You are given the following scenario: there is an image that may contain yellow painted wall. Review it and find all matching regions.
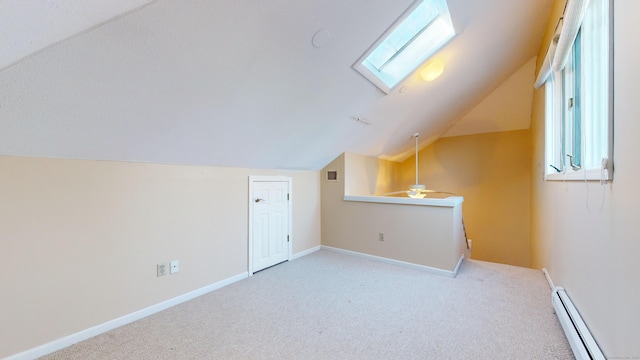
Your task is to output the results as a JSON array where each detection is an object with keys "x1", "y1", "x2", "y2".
[
  {"x1": 529, "y1": 1, "x2": 640, "y2": 356},
  {"x1": 0, "y1": 156, "x2": 321, "y2": 358},
  {"x1": 398, "y1": 130, "x2": 531, "y2": 267}
]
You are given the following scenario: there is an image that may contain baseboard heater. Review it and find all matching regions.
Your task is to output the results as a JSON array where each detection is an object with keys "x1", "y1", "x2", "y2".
[{"x1": 552, "y1": 287, "x2": 605, "y2": 360}]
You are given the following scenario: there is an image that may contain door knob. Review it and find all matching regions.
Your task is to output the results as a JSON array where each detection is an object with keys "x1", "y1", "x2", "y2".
[{"x1": 255, "y1": 198, "x2": 265, "y2": 203}]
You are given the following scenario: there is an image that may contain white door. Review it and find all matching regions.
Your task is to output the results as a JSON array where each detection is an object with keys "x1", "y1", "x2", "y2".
[{"x1": 250, "y1": 178, "x2": 291, "y2": 273}]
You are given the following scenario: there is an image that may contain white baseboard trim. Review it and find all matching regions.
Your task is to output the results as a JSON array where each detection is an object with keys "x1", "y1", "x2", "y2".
[
  {"x1": 291, "y1": 245, "x2": 321, "y2": 260},
  {"x1": 452, "y1": 254, "x2": 465, "y2": 277},
  {"x1": 321, "y1": 246, "x2": 463, "y2": 278},
  {"x1": 542, "y1": 268, "x2": 555, "y2": 290},
  {"x1": 6, "y1": 272, "x2": 249, "y2": 360}
]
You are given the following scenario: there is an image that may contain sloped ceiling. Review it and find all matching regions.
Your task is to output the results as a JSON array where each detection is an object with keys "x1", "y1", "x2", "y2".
[
  {"x1": 443, "y1": 56, "x2": 536, "y2": 138},
  {"x1": 0, "y1": 0, "x2": 552, "y2": 170},
  {"x1": 0, "y1": 0, "x2": 156, "y2": 70}
]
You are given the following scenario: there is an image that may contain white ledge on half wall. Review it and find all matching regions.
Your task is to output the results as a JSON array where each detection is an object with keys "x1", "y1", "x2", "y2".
[{"x1": 343, "y1": 195, "x2": 464, "y2": 207}]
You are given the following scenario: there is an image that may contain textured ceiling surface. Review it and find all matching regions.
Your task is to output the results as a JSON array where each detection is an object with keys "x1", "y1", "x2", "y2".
[
  {"x1": 0, "y1": 0, "x2": 552, "y2": 170},
  {"x1": 0, "y1": 0, "x2": 156, "y2": 70}
]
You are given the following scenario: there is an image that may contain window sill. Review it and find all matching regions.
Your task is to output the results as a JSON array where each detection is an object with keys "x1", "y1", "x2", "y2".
[{"x1": 545, "y1": 168, "x2": 611, "y2": 181}]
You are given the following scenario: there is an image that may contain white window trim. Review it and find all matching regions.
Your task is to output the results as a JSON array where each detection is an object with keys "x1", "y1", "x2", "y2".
[
  {"x1": 352, "y1": 0, "x2": 456, "y2": 94},
  {"x1": 546, "y1": 167, "x2": 611, "y2": 182},
  {"x1": 542, "y1": 0, "x2": 613, "y2": 182}
]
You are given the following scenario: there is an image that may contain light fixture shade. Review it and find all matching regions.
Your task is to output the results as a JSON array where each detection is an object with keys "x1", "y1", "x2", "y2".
[
  {"x1": 408, "y1": 184, "x2": 426, "y2": 198},
  {"x1": 420, "y1": 58, "x2": 444, "y2": 81}
]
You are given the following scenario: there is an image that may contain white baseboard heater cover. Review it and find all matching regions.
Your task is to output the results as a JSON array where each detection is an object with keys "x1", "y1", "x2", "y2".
[{"x1": 552, "y1": 287, "x2": 605, "y2": 360}]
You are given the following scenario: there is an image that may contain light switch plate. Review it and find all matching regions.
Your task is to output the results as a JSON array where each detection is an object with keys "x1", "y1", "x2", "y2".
[{"x1": 170, "y1": 260, "x2": 179, "y2": 274}]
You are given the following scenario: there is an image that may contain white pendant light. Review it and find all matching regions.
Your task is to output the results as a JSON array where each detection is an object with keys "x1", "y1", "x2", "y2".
[
  {"x1": 380, "y1": 132, "x2": 455, "y2": 198},
  {"x1": 408, "y1": 132, "x2": 426, "y2": 198}
]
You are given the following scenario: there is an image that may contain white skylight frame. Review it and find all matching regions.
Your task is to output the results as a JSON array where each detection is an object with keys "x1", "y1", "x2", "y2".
[{"x1": 353, "y1": 0, "x2": 456, "y2": 94}]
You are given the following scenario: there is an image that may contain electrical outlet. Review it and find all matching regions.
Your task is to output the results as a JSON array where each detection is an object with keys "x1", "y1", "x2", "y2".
[
  {"x1": 157, "y1": 263, "x2": 167, "y2": 277},
  {"x1": 379, "y1": 232, "x2": 384, "y2": 241},
  {"x1": 170, "y1": 260, "x2": 180, "y2": 274}
]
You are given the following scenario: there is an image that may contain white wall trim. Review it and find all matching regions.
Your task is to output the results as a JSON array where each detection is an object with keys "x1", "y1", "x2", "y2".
[
  {"x1": 321, "y1": 246, "x2": 463, "y2": 278},
  {"x1": 6, "y1": 272, "x2": 248, "y2": 360},
  {"x1": 291, "y1": 245, "x2": 321, "y2": 260},
  {"x1": 452, "y1": 254, "x2": 465, "y2": 277},
  {"x1": 545, "y1": 168, "x2": 611, "y2": 181},
  {"x1": 542, "y1": 267, "x2": 555, "y2": 290},
  {"x1": 344, "y1": 195, "x2": 463, "y2": 207}
]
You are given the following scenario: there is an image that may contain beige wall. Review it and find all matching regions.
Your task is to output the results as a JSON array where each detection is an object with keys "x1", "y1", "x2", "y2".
[
  {"x1": 321, "y1": 153, "x2": 466, "y2": 272},
  {"x1": 398, "y1": 130, "x2": 531, "y2": 267},
  {"x1": 0, "y1": 156, "x2": 321, "y2": 358},
  {"x1": 529, "y1": 1, "x2": 640, "y2": 356},
  {"x1": 343, "y1": 152, "x2": 398, "y2": 196}
]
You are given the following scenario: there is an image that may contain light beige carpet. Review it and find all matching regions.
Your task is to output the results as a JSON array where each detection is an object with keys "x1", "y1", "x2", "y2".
[{"x1": 40, "y1": 250, "x2": 574, "y2": 359}]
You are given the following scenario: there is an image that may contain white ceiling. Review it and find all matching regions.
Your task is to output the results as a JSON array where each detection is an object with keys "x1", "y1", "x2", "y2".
[
  {"x1": 0, "y1": 0, "x2": 552, "y2": 170},
  {"x1": 0, "y1": 0, "x2": 156, "y2": 70}
]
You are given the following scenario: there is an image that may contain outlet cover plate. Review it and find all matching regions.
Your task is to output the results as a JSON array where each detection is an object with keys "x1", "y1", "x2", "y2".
[{"x1": 157, "y1": 263, "x2": 167, "y2": 277}]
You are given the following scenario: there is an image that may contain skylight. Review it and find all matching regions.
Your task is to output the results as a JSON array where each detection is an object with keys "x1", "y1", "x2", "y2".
[{"x1": 353, "y1": 0, "x2": 456, "y2": 94}]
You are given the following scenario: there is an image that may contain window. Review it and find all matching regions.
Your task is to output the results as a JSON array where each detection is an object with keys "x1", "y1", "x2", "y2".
[
  {"x1": 542, "y1": 0, "x2": 612, "y2": 181},
  {"x1": 353, "y1": 0, "x2": 456, "y2": 94}
]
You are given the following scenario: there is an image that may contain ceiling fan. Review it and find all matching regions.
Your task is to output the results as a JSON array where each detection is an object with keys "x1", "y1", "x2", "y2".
[{"x1": 383, "y1": 132, "x2": 455, "y2": 198}]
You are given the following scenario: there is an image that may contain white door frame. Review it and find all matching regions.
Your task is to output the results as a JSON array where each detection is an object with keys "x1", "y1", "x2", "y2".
[{"x1": 248, "y1": 175, "x2": 292, "y2": 275}]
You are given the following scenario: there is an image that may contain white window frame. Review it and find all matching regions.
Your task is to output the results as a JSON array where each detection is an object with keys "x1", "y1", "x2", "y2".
[
  {"x1": 352, "y1": 0, "x2": 456, "y2": 94},
  {"x1": 544, "y1": 0, "x2": 613, "y2": 181}
]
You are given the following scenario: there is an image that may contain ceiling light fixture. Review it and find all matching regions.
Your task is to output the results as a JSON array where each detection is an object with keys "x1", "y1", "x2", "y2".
[
  {"x1": 408, "y1": 132, "x2": 427, "y2": 198},
  {"x1": 381, "y1": 132, "x2": 455, "y2": 198},
  {"x1": 420, "y1": 58, "x2": 444, "y2": 81}
]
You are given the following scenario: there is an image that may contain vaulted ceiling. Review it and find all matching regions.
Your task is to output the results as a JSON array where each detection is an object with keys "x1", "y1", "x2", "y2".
[{"x1": 0, "y1": 0, "x2": 552, "y2": 170}]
